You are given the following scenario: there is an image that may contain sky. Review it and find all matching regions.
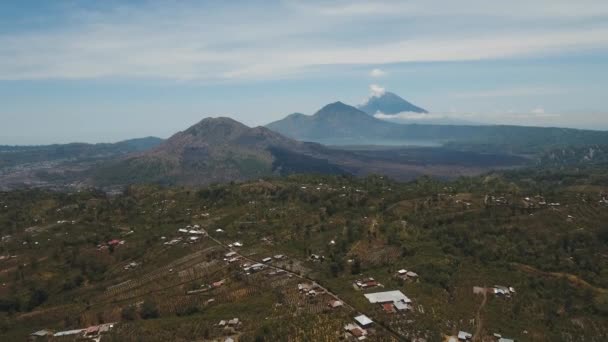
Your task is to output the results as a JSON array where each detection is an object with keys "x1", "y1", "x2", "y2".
[{"x1": 1, "y1": 0, "x2": 608, "y2": 144}]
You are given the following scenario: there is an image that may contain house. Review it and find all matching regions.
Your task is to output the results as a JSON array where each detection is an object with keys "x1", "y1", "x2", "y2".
[
  {"x1": 364, "y1": 290, "x2": 411, "y2": 304},
  {"x1": 498, "y1": 339, "x2": 514, "y2": 342},
  {"x1": 216, "y1": 229, "x2": 224, "y2": 233},
  {"x1": 225, "y1": 338, "x2": 235, "y2": 342},
  {"x1": 232, "y1": 242, "x2": 243, "y2": 247},
  {"x1": 274, "y1": 254, "x2": 285, "y2": 260},
  {"x1": 53, "y1": 329, "x2": 85, "y2": 337},
  {"x1": 328, "y1": 300, "x2": 343, "y2": 308},
  {"x1": 108, "y1": 239, "x2": 122, "y2": 246},
  {"x1": 225, "y1": 251, "x2": 237, "y2": 258},
  {"x1": 30, "y1": 329, "x2": 53, "y2": 338},
  {"x1": 493, "y1": 285, "x2": 515, "y2": 296},
  {"x1": 212, "y1": 279, "x2": 225, "y2": 288},
  {"x1": 344, "y1": 323, "x2": 367, "y2": 339},
  {"x1": 262, "y1": 257, "x2": 272, "y2": 263},
  {"x1": 397, "y1": 269, "x2": 407, "y2": 276},
  {"x1": 458, "y1": 331, "x2": 472, "y2": 341},
  {"x1": 219, "y1": 320, "x2": 227, "y2": 327},
  {"x1": 309, "y1": 254, "x2": 324, "y2": 262},
  {"x1": 355, "y1": 277, "x2": 380, "y2": 289},
  {"x1": 354, "y1": 314, "x2": 373, "y2": 328},
  {"x1": 228, "y1": 318, "x2": 240, "y2": 326},
  {"x1": 178, "y1": 228, "x2": 188, "y2": 233},
  {"x1": 84, "y1": 325, "x2": 99, "y2": 336}
]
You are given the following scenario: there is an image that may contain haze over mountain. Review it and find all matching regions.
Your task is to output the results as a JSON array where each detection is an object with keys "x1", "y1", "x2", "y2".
[
  {"x1": 358, "y1": 91, "x2": 428, "y2": 115},
  {"x1": 267, "y1": 101, "x2": 608, "y2": 152}
]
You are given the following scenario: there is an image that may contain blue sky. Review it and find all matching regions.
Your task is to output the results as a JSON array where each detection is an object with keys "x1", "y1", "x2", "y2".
[{"x1": 1, "y1": 0, "x2": 608, "y2": 144}]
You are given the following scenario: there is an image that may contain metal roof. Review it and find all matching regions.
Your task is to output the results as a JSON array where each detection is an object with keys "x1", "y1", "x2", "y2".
[
  {"x1": 354, "y1": 314, "x2": 373, "y2": 326},
  {"x1": 364, "y1": 290, "x2": 411, "y2": 304}
]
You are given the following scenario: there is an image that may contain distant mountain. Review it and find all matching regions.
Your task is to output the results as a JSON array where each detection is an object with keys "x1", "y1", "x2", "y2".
[
  {"x1": 358, "y1": 91, "x2": 427, "y2": 115},
  {"x1": 267, "y1": 102, "x2": 608, "y2": 154},
  {"x1": 92, "y1": 117, "x2": 346, "y2": 186},
  {"x1": 0, "y1": 137, "x2": 163, "y2": 169},
  {"x1": 267, "y1": 102, "x2": 401, "y2": 144}
]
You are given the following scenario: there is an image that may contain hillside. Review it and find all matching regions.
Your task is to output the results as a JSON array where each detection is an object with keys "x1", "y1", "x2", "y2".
[{"x1": 1, "y1": 171, "x2": 608, "y2": 341}]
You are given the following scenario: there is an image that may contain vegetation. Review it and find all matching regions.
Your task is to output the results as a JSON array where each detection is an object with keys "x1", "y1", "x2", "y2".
[{"x1": 1, "y1": 168, "x2": 607, "y2": 340}]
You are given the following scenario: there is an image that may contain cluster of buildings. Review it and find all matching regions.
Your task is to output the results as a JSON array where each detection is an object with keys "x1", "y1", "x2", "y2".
[
  {"x1": 395, "y1": 269, "x2": 418, "y2": 282},
  {"x1": 492, "y1": 285, "x2": 516, "y2": 297},
  {"x1": 298, "y1": 282, "x2": 324, "y2": 297},
  {"x1": 97, "y1": 239, "x2": 125, "y2": 250},
  {"x1": 353, "y1": 277, "x2": 382, "y2": 290},
  {"x1": 218, "y1": 318, "x2": 241, "y2": 334},
  {"x1": 30, "y1": 323, "x2": 115, "y2": 341},
  {"x1": 448, "y1": 331, "x2": 515, "y2": 342},
  {"x1": 344, "y1": 314, "x2": 373, "y2": 340}
]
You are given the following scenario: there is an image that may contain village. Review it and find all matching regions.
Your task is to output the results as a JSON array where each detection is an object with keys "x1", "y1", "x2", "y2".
[{"x1": 0, "y1": 175, "x2": 605, "y2": 341}]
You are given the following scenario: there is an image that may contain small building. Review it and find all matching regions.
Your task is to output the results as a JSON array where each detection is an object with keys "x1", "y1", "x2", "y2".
[
  {"x1": 262, "y1": 257, "x2": 272, "y2": 263},
  {"x1": 30, "y1": 329, "x2": 53, "y2": 338},
  {"x1": 328, "y1": 300, "x2": 343, "y2": 308},
  {"x1": 498, "y1": 339, "x2": 514, "y2": 342},
  {"x1": 458, "y1": 331, "x2": 472, "y2": 341},
  {"x1": 228, "y1": 318, "x2": 240, "y2": 326},
  {"x1": 344, "y1": 323, "x2": 367, "y2": 339},
  {"x1": 53, "y1": 329, "x2": 85, "y2": 337},
  {"x1": 274, "y1": 254, "x2": 285, "y2": 260},
  {"x1": 225, "y1": 251, "x2": 237, "y2": 258},
  {"x1": 354, "y1": 314, "x2": 373, "y2": 328}
]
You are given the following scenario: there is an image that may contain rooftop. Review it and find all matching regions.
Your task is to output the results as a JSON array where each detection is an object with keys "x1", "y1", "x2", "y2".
[
  {"x1": 364, "y1": 290, "x2": 411, "y2": 304},
  {"x1": 354, "y1": 314, "x2": 373, "y2": 326}
]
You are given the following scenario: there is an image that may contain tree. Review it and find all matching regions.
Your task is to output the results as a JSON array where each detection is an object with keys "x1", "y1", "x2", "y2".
[
  {"x1": 140, "y1": 300, "x2": 159, "y2": 319},
  {"x1": 121, "y1": 306, "x2": 137, "y2": 321},
  {"x1": 351, "y1": 258, "x2": 361, "y2": 275}
]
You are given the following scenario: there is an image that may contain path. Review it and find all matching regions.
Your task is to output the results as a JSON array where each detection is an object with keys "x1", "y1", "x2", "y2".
[
  {"x1": 206, "y1": 234, "x2": 406, "y2": 341},
  {"x1": 472, "y1": 288, "x2": 487, "y2": 342},
  {"x1": 514, "y1": 263, "x2": 607, "y2": 294}
]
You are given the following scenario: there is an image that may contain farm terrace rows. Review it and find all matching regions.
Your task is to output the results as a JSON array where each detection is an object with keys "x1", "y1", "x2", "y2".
[{"x1": 0, "y1": 173, "x2": 608, "y2": 341}]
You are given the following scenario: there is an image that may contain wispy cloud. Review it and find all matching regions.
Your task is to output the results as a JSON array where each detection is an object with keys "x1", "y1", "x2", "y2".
[
  {"x1": 369, "y1": 84, "x2": 386, "y2": 97},
  {"x1": 0, "y1": 1, "x2": 607, "y2": 81},
  {"x1": 370, "y1": 68, "x2": 386, "y2": 77}
]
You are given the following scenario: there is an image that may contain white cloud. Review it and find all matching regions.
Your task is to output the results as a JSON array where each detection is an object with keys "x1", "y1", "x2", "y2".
[
  {"x1": 369, "y1": 84, "x2": 386, "y2": 97},
  {"x1": 531, "y1": 107, "x2": 545, "y2": 115},
  {"x1": 370, "y1": 68, "x2": 386, "y2": 77},
  {"x1": 0, "y1": 1, "x2": 607, "y2": 81},
  {"x1": 375, "y1": 112, "x2": 439, "y2": 120}
]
